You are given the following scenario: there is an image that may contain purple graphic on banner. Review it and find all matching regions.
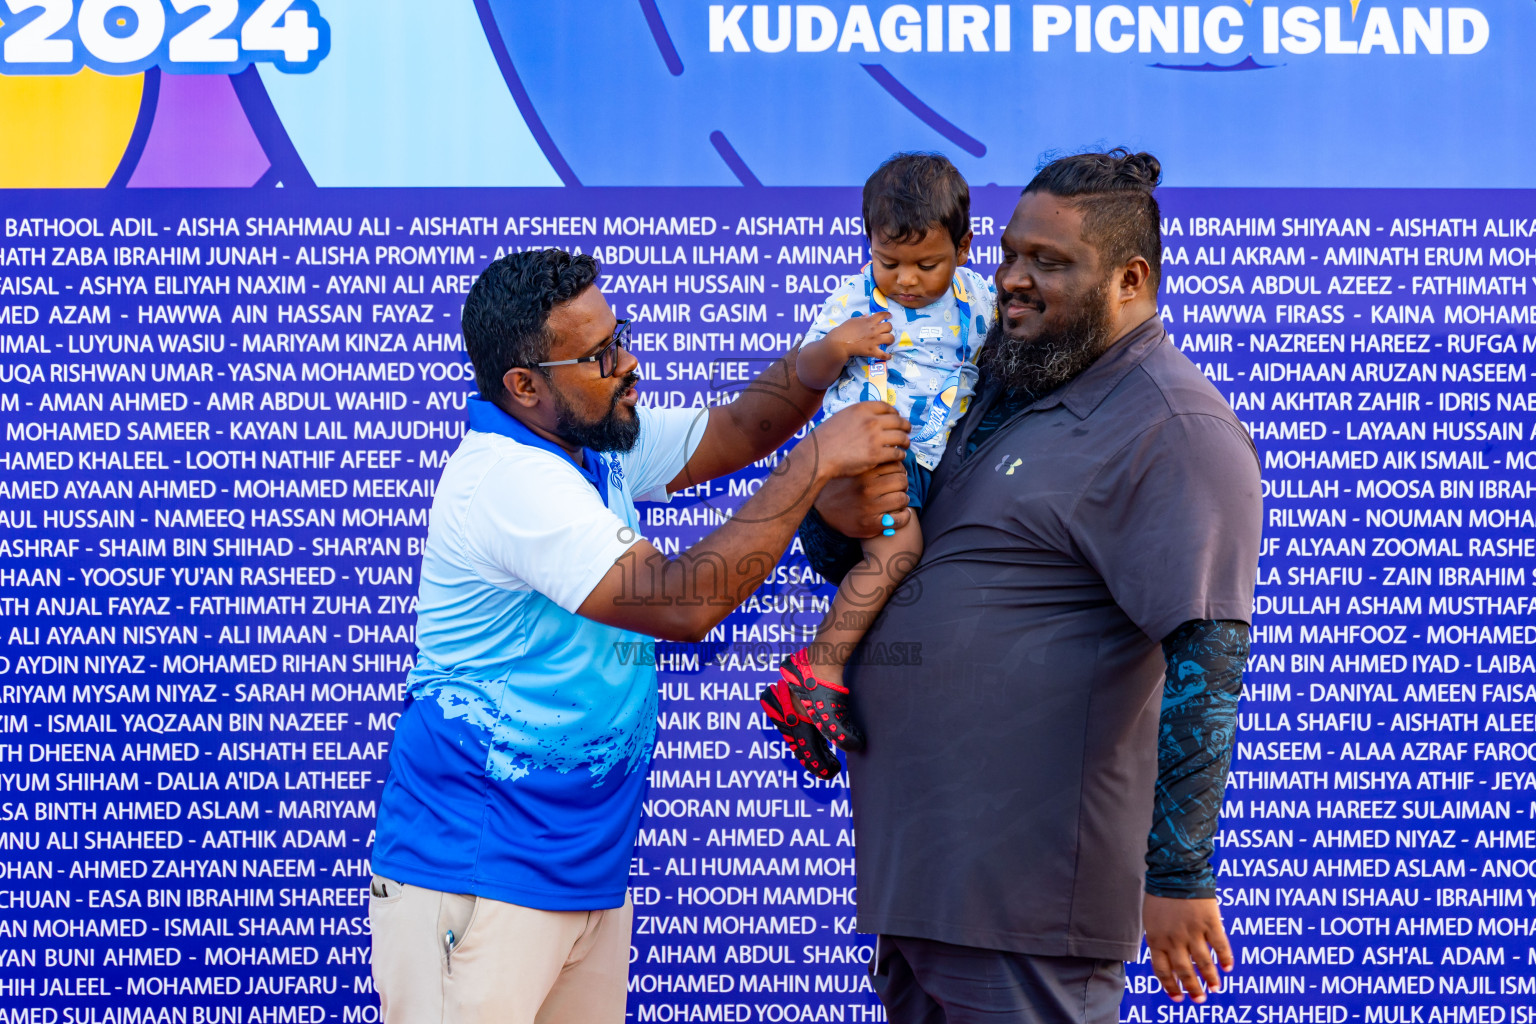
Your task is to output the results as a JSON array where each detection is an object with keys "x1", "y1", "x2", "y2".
[
  {"x1": 860, "y1": 64, "x2": 987, "y2": 158},
  {"x1": 128, "y1": 74, "x2": 271, "y2": 189}
]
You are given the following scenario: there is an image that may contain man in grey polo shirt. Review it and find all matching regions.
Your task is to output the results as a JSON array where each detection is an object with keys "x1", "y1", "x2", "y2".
[{"x1": 804, "y1": 151, "x2": 1262, "y2": 1022}]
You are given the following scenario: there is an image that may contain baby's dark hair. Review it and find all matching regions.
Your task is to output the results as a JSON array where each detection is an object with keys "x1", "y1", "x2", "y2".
[
  {"x1": 1024, "y1": 148, "x2": 1162, "y2": 287},
  {"x1": 862, "y1": 152, "x2": 971, "y2": 248}
]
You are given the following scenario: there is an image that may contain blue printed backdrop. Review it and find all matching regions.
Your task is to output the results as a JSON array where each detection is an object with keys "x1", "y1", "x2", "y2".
[{"x1": 1, "y1": 2, "x2": 1535, "y2": 1022}]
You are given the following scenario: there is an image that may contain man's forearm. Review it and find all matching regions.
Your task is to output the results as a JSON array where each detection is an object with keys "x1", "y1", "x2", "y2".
[
  {"x1": 593, "y1": 404, "x2": 910, "y2": 640},
  {"x1": 1145, "y1": 619, "x2": 1249, "y2": 898},
  {"x1": 668, "y1": 349, "x2": 826, "y2": 491},
  {"x1": 603, "y1": 445, "x2": 831, "y2": 642},
  {"x1": 722, "y1": 350, "x2": 826, "y2": 464}
]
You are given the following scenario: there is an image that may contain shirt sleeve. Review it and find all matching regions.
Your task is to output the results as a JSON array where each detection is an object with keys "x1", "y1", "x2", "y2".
[
  {"x1": 618, "y1": 405, "x2": 709, "y2": 503},
  {"x1": 1146, "y1": 619, "x2": 1249, "y2": 899},
  {"x1": 1069, "y1": 413, "x2": 1262, "y2": 643},
  {"x1": 462, "y1": 449, "x2": 638, "y2": 614},
  {"x1": 808, "y1": 274, "x2": 867, "y2": 421}
]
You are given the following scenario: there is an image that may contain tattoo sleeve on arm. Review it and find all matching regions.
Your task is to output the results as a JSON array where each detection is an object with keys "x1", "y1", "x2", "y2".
[{"x1": 1146, "y1": 619, "x2": 1250, "y2": 899}]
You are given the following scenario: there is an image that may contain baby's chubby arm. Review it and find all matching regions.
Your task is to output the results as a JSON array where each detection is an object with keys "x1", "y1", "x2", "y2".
[{"x1": 795, "y1": 311, "x2": 894, "y2": 391}]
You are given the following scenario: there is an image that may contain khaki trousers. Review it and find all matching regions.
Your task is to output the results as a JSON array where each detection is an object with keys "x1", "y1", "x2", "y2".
[{"x1": 369, "y1": 875, "x2": 632, "y2": 1024}]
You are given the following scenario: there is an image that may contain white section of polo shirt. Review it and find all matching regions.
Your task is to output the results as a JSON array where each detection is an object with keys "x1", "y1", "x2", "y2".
[
  {"x1": 454, "y1": 405, "x2": 702, "y2": 613},
  {"x1": 616, "y1": 405, "x2": 708, "y2": 503}
]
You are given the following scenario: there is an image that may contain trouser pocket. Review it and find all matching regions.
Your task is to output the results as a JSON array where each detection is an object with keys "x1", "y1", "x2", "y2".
[{"x1": 438, "y1": 890, "x2": 479, "y2": 975}]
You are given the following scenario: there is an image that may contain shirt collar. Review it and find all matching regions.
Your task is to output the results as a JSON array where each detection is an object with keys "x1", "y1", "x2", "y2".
[
  {"x1": 465, "y1": 395, "x2": 608, "y2": 498},
  {"x1": 1024, "y1": 315, "x2": 1169, "y2": 420}
]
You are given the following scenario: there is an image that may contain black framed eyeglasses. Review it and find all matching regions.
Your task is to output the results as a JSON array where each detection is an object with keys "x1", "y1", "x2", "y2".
[{"x1": 533, "y1": 319, "x2": 631, "y2": 378}]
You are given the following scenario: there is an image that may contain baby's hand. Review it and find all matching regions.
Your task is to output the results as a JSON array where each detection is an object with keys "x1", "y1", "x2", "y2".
[{"x1": 824, "y1": 311, "x2": 893, "y2": 362}]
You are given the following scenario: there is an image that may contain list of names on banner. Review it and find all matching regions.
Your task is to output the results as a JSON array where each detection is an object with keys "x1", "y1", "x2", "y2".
[{"x1": 0, "y1": 189, "x2": 1532, "y2": 1021}]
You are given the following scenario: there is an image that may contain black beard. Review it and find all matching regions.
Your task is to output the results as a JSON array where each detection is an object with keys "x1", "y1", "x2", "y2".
[
  {"x1": 978, "y1": 281, "x2": 1116, "y2": 400},
  {"x1": 550, "y1": 370, "x2": 641, "y2": 453}
]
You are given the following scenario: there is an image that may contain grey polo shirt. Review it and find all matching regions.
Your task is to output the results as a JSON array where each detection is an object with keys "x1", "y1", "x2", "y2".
[{"x1": 845, "y1": 316, "x2": 1262, "y2": 961}]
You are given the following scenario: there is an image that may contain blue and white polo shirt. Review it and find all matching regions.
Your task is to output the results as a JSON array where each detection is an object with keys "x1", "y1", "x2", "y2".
[{"x1": 371, "y1": 396, "x2": 703, "y2": 910}]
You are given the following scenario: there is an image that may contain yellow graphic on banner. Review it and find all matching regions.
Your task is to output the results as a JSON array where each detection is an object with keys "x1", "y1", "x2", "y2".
[{"x1": 0, "y1": 71, "x2": 143, "y2": 187}]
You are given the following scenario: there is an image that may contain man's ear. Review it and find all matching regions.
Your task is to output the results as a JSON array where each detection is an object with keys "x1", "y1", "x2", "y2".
[
  {"x1": 1118, "y1": 256, "x2": 1153, "y2": 305},
  {"x1": 502, "y1": 366, "x2": 541, "y2": 409}
]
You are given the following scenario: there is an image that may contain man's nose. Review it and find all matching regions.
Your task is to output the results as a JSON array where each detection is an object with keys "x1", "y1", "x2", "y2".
[
  {"x1": 996, "y1": 261, "x2": 1032, "y2": 296},
  {"x1": 615, "y1": 344, "x2": 640, "y2": 379}
]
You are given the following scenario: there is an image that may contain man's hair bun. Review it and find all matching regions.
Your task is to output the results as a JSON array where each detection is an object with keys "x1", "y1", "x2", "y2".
[
  {"x1": 1029, "y1": 147, "x2": 1160, "y2": 196},
  {"x1": 1115, "y1": 150, "x2": 1162, "y2": 190}
]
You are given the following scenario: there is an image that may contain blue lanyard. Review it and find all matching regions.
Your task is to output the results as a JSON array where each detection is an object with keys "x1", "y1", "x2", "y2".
[{"x1": 465, "y1": 395, "x2": 610, "y2": 500}]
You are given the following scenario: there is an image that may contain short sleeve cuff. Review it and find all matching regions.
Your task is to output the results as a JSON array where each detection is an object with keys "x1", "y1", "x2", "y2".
[
  {"x1": 1144, "y1": 602, "x2": 1255, "y2": 647},
  {"x1": 624, "y1": 406, "x2": 709, "y2": 503},
  {"x1": 558, "y1": 532, "x2": 644, "y2": 614},
  {"x1": 463, "y1": 446, "x2": 647, "y2": 614}
]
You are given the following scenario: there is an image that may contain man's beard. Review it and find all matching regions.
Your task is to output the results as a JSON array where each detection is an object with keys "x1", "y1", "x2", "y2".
[
  {"x1": 550, "y1": 370, "x2": 642, "y2": 452},
  {"x1": 978, "y1": 279, "x2": 1116, "y2": 400}
]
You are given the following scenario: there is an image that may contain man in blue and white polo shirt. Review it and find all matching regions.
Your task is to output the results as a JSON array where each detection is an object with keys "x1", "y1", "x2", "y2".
[{"x1": 368, "y1": 248, "x2": 910, "y2": 1023}]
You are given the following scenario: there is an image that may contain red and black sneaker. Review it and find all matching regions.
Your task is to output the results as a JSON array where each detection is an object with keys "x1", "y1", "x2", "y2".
[
  {"x1": 779, "y1": 648, "x2": 865, "y2": 753},
  {"x1": 759, "y1": 678, "x2": 840, "y2": 780}
]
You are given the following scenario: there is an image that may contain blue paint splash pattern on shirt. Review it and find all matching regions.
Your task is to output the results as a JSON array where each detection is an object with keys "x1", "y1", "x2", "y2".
[{"x1": 414, "y1": 652, "x2": 657, "y2": 788}]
